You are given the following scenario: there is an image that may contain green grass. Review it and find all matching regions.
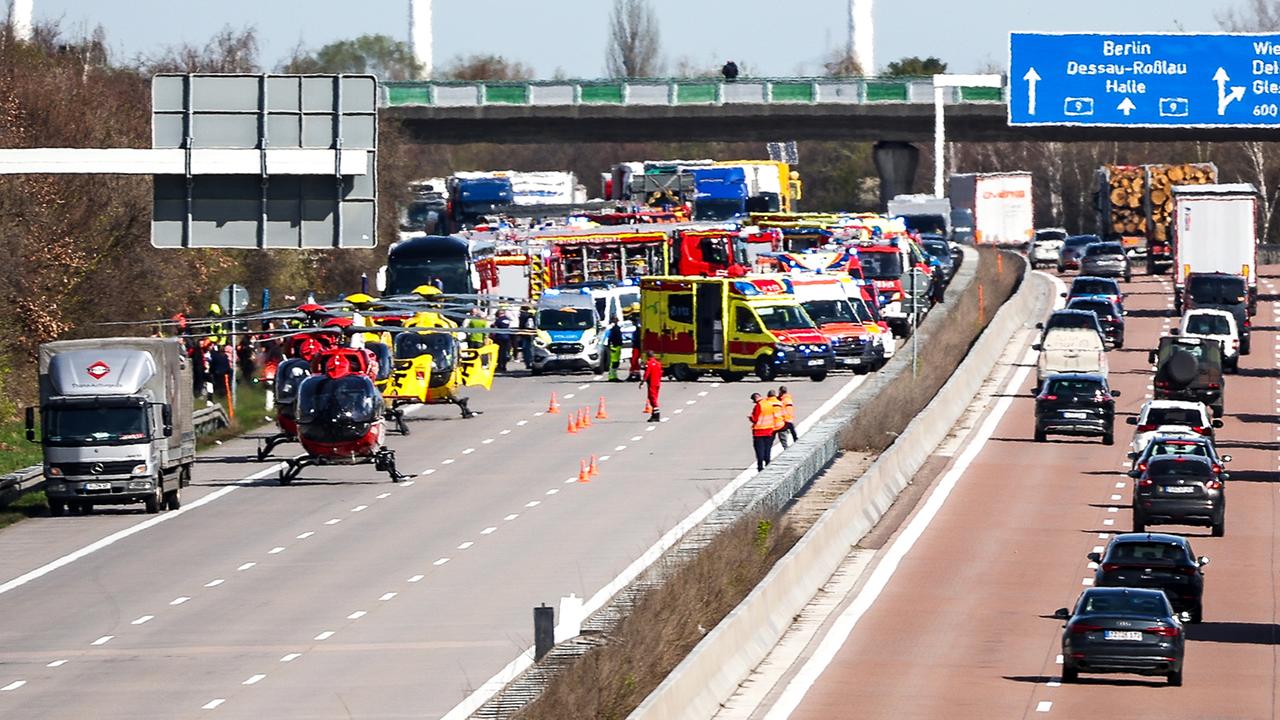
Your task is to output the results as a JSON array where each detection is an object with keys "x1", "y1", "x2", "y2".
[
  {"x1": 0, "y1": 414, "x2": 42, "y2": 476},
  {"x1": 198, "y1": 381, "x2": 272, "y2": 450},
  {"x1": 0, "y1": 490, "x2": 49, "y2": 529}
]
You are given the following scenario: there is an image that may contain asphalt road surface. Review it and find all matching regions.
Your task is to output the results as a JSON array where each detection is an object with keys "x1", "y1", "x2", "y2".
[
  {"x1": 768, "y1": 269, "x2": 1280, "y2": 719},
  {"x1": 0, "y1": 362, "x2": 863, "y2": 719}
]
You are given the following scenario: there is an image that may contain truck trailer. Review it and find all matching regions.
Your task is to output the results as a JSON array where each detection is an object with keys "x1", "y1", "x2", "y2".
[
  {"x1": 949, "y1": 172, "x2": 1034, "y2": 247},
  {"x1": 1096, "y1": 163, "x2": 1217, "y2": 272},
  {"x1": 30, "y1": 338, "x2": 195, "y2": 515},
  {"x1": 1172, "y1": 183, "x2": 1259, "y2": 313}
]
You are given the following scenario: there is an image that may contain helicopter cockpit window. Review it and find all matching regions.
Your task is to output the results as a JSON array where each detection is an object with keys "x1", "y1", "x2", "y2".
[
  {"x1": 296, "y1": 375, "x2": 383, "y2": 427},
  {"x1": 275, "y1": 359, "x2": 312, "y2": 400},
  {"x1": 395, "y1": 332, "x2": 458, "y2": 373},
  {"x1": 365, "y1": 342, "x2": 393, "y2": 381}
]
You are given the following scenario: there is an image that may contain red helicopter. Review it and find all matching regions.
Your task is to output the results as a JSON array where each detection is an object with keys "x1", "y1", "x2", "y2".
[
  {"x1": 256, "y1": 308, "x2": 347, "y2": 461},
  {"x1": 280, "y1": 343, "x2": 405, "y2": 484}
]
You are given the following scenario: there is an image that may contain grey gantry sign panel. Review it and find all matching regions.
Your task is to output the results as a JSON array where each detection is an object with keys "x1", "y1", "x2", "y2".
[{"x1": 151, "y1": 74, "x2": 378, "y2": 249}]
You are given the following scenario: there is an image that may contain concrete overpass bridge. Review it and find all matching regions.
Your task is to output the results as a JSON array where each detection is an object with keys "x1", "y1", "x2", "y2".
[{"x1": 380, "y1": 76, "x2": 1280, "y2": 144}]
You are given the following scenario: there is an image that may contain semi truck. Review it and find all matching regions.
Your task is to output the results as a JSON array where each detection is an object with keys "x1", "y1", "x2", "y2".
[
  {"x1": 949, "y1": 172, "x2": 1034, "y2": 247},
  {"x1": 29, "y1": 338, "x2": 195, "y2": 516},
  {"x1": 1171, "y1": 183, "x2": 1259, "y2": 313},
  {"x1": 887, "y1": 194, "x2": 952, "y2": 238},
  {"x1": 691, "y1": 167, "x2": 749, "y2": 221},
  {"x1": 1096, "y1": 163, "x2": 1217, "y2": 273}
]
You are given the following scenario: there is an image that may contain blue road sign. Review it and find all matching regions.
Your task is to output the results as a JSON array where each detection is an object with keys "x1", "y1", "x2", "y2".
[{"x1": 1009, "y1": 33, "x2": 1280, "y2": 127}]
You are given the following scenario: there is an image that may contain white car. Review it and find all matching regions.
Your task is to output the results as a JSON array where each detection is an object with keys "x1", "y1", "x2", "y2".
[
  {"x1": 1179, "y1": 308, "x2": 1240, "y2": 372},
  {"x1": 1126, "y1": 399, "x2": 1220, "y2": 456},
  {"x1": 1031, "y1": 227, "x2": 1067, "y2": 268}
]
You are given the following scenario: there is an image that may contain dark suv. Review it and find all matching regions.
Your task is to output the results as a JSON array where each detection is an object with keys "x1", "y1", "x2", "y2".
[
  {"x1": 1080, "y1": 241, "x2": 1132, "y2": 281},
  {"x1": 1089, "y1": 534, "x2": 1208, "y2": 623},
  {"x1": 1067, "y1": 297, "x2": 1125, "y2": 348},
  {"x1": 1034, "y1": 373, "x2": 1119, "y2": 444},
  {"x1": 1131, "y1": 455, "x2": 1227, "y2": 537},
  {"x1": 1182, "y1": 272, "x2": 1253, "y2": 354},
  {"x1": 1149, "y1": 336, "x2": 1225, "y2": 417}
]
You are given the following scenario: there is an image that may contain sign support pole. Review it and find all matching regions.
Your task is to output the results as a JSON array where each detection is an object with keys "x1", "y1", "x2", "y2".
[{"x1": 933, "y1": 85, "x2": 945, "y2": 198}]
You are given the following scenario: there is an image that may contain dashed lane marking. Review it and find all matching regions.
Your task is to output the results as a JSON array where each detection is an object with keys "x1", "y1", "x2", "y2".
[
  {"x1": 314, "y1": 631, "x2": 334, "y2": 641},
  {"x1": 1110, "y1": 494, "x2": 1122, "y2": 501},
  {"x1": 481, "y1": 527, "x2": 497, "y2": 535},
  {"x1": 46, "y1": 660, "x2": 66, "y2": 668},
  {"x1": 202, "y1": 699, "x2": 225, "y2": 710},
  {"x1": 408, "y1": 574, "x2": 425, "y2": 583},
  {"x1": 132, "y1": 615, "x2": 154, "y2": 625},
  {"x1": 500, "y1": 430, "x2": 511, "y2": 435},
  {"x1": 91, "y1": 635, "x2": 113, "y2": 646},
  {"x1": 205, "y1": 578, "x2": 225, "y2": 587},
  {"x1": 458, "y1": 541, "x2": 475, "y2": 549},
  {"x1": 243, "y1": 674, "x2": 266, "y2": 686},
  {"x1": 170, "y1": 597, "x2": 190, "y2": 606},
  {"x1": 563, "y1": 394, "x2": 575, "y2": 400},
  {"x1": 577, "y1": 384, "x2": 590, "y2": 390},
  {"x1": 347, "y1": 611, "x2": 367, "y2": 620},
  {"x1": 1081, "y1": 578, "x2": 1094, "y2": 585},
  {"x1": 400, "y1": 480, "x2": 415, "y2": 487},
  {"x1": 441, "y1": 459, "x2": 455, "y2": 465},
  {"x1": 238, "y1": 562, "x2": 257, "y2": 570},
  {"x1": 462, "y1": 448, "x2": 475, "y2": 455},
  {"x1": 600, "y1": 455, "x2": 611, "y2": 462},
  {"x1": 1, "y1": 681, "x2": 25, "y2": 692},
  {"x1": 517, "y1": 420, "x2": 528, "y2": 426},
  {"x1": 376, "y1": 492, "x2": 391, "y2": 499},
  {"x1": 351, "y1": 505, "x2": 368, "y2": 513},
  {"x1": 279, "y1": 653, "x2": 300, "y2": 663},
  {"x1": 482, "y1": 439, "x2": 494, "y2": 444},
  {"x1": 631, "y1": 435, "x2": 642, "y2": 441},
  {"x1": 525, "y1": 500, "x2": 541, "y2": 508},
  {"x1": 545, "y1": 489, "x2": 559, "y2": 496},
  {"x1": 380, "y1": 592, "x2": 397, "y2": 601},
  {"x1": 1103, "y1": 519, "x2": 1115, "y2": 526},
  {"x1": 1036, "y1": 701, "x2": 1052, "y2": 713},
  {"x1": 434, "y1": 558, "x2": 450, "y2": 566},
  {"x1": 268, "y1": 546, "x2": 286, "y2": 554},
  {"x1": 504, "y1": 514, "x2": 518, "y2": 521},
  {"x1": 615, "y1": 445, "x2": 627, "y2": 451},
  {"x1": 324, "y1": 519, "x2": 342, "y2": 526}
]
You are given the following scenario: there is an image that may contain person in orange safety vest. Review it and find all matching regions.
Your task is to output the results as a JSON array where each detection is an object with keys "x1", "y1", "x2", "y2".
[
  {"x1": 777, "y1": 385, "x2": 798, "y2": 447},
  {"x1": 764, "y1": 389, "x2": 787, "y2": 449},
  {"x1": 750, "y1": 392, "x2": 775, "y2": 471}
]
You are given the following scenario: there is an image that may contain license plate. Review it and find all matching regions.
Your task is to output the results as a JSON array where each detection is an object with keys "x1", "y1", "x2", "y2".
[
  {"x1": 1062, "y1": 411, "x2": 1088, "y2": 419},
  {"x1": 837, "y1": 358, "x2": 859, "y2": 366},
  {"x1": 557, "y1": 354, "x2": 576, "y2": 360},
  {"x1": 1104, "y1": 630, "x2": 1143, "y2": 641},
  {"x1": 84, "y1": 482, "x2": 111, "y2": 491},
  {"x1": 807, "y1": 359, "x2": 825, "y2": 366},
  {"x1": 1165, "y1": 485, "x2": 1195, "y2": 494}
]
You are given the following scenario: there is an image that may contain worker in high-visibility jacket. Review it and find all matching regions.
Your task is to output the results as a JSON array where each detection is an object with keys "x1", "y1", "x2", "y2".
[
  {"x1": 777, "y1": 385, "x2": 798, "y2": 447},
  {"x1": 749, "y1": 392, "x2": 775, "y2": 471},
  {"x1": 764, "y1": 390, "x2": 787, "y2": 449},
  {"x1": 465, "y1": 308, "x2": 489, "y2": 349}
]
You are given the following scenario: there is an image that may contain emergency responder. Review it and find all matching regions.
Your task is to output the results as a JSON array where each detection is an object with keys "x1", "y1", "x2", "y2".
[
  {"x1": 640, "y1": 350, "x2": 662, "y2": 422},
  {"x1": 208, "y1": 344, "x2": 232, "y2": 398},
  {"x1": 493, "y1": 307, "x2": 512, "y2": 373},
  {"x1": 764, "y1": 390, "x2": 787, "y2": 449},
  {"x1": 929, "y1": 264, "x2": 947, "y2": 306},
  {"x1": 207, "y1": 303, "x2": 227, "y2": 347},
  {"x1": 749, "y1": 392, "x2": 774, "y2": 471},
  {"x1": 518, "y1": 305, "x2": 535, "y2": 366},
  {"x1": 465, "y1": 308, "x2": 489, "y2": 349},
  {"x1": 777, "y1": 385, "x2": 798, "y2": 445},
  {"x1": 606, "y1": 321, "x2": 624, "y2": 381}
]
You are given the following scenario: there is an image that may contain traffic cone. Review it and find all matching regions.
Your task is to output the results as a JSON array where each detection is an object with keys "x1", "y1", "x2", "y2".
[
  {"x1": 547, "y1": 392, "x2": 560, "y2": 414},
  {"x1": 578, "y1": 459, "x2": 590, "y2": 483},
  {"x1": 567, "y1": 414, "x2": 577, "y2": 434},
  {"x1": 581, "y1": 407, "x2": 592, "y2": 428},
  {"x1": 596, "y1": 396, "x2": 608, "y2": 420},
  {"x1": 643, "y1": 399, "x2": 653, "y2": 415},
  {"x1": 588, "y1": 455, "x2": 599, "y2": 477}
]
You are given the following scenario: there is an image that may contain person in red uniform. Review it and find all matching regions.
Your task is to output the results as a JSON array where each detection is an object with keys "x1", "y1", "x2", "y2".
[
  {"x1": 749, "y1": 392, "x2": 775, "y2": 471},
  {"x1": 640, "y1": 350, "x2": 663, "y2": 422}
]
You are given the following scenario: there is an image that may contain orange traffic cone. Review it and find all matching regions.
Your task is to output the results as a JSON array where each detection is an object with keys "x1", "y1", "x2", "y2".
[
  {"x1": 578, "y1": 459, "x2": 590, "y2": 483},
  {"x1": 596, "y1": 396, "x2": 608, "y2": 420},
  {"x1": 567, "y1": 414, "x2": 578, "y2": 434},
  {"x1": 643, "y1": 399, "x2": 653, "y2": 415},
  {"x1": 547, "y1": 392, "x2": 560, "y2": 414},
  {"x1": 581, "y1": 407, "x2": 592, "y2": 428},
  {"x1": 588, "y1": 455, "x2": 599, "y2": 477}
]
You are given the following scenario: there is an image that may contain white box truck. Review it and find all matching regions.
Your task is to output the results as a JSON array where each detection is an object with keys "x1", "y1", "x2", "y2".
[
  {"x1": 949, "y1": 172, "x2": 1034, "y2": 247},
  {"x1": 29, "y1": 338, "x2": 195, "y2": 515},
  {"x1": 1172, "y1": 184, "x2": 1259, "y2": 311}
]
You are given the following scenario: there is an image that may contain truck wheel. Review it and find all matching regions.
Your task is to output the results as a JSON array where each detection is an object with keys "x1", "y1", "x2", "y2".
[
  {"x1": 164, "y1": 487, "x2": 182, "y2": 511},
  {"x1": 671, "y1": 364, "x2": 700, "y2": 382},
  {"x1": 717, "y1": 371, "x2": 746, "y2": 382},
  {"x1": 144, "y1": 488, "x2": 161, "y2": 514},
  {"x1": 180, "y1": 465, "x2": 192, "y2": 488},
  {"x1": 755, "y1": 357, "x2": 777, "y2": 382},
  {"x1": 48, "y1": 500, "x2": 66, "y2": 517}
]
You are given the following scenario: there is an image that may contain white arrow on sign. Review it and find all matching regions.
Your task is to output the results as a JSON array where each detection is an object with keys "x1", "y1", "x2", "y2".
[
  {"x1": 1117, "y1": 97, "x2": 1136, "y2": 116},
  {"x1": 1023, "y1": 67, "x2": 1041, "y2": 115},
  {"x1": 1214, "y1": 67, "x2": 1246, "y2": 115}
]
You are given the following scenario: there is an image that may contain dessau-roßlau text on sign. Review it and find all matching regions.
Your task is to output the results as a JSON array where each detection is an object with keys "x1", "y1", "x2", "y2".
[{"x1": 1008, "y1": 32, "x2": 1280, "y2": 127}]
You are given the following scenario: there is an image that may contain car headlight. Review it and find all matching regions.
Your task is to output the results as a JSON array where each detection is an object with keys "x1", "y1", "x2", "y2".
[
  {"x1": 132, "y1": 464, "x2": 148, "y2": 475},
  {"x1": 46, "y1": 466, "x2": 63, "y2": 478},
  {"x1": 128, "y1": 480, "x2": 152, "y2": 490},
  {"x1": 774, "y1": 344, "x2": 796, "y2": 355},
  {"x1": 534, "y1": 338, "x2": 547, "y2": 347}
]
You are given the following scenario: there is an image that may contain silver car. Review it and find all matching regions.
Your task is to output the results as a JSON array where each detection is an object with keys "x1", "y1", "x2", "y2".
[{"x1": 1080, "y1": 241, "x2": 1132, "y2": 282}]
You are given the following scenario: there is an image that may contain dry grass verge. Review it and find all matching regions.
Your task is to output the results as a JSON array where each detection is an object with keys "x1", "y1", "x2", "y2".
[
  {"x1": 518, "y1": 517, "x2": 798, "y2": 720},
  {"x1": 841, "y1": 248, "x2": 1022, "y2": 453}
]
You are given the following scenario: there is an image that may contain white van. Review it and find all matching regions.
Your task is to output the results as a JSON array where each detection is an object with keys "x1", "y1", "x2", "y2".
[{"x1": 1035, "y1": 328, "x2": 1109, "y2": 384}]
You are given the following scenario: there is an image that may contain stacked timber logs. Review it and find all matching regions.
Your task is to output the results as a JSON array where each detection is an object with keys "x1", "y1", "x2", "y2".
[{"x1": 1100, "y1": 163, "x2": 1217, "y2": 242}]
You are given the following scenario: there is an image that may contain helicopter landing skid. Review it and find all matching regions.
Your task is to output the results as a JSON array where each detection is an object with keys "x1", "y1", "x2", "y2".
[
  {"x1": 257, "y1": 433, "x2": 294, "y2": 461},
  {"x1": 374, "y1": 447, "x2": 408, "y2": 483}
]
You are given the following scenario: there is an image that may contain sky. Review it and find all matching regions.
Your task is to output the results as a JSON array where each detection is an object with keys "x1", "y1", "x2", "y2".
[{"x1": 31, "y1": 0, "x2": 1241, "y2": 78}]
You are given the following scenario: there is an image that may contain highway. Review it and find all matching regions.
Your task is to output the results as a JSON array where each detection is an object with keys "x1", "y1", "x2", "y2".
[
  {"x1": 0, "y1": 364, "x2": 860, "y2": 718},
  {"x1": 755, "y1": 268, "x2": 1280, "y2": 718}
]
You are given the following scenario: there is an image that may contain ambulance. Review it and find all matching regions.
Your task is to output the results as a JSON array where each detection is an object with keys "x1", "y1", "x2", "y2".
[
  {"x1": 639, "y1": 276, "x2": 834, "y2": 382},
  {"x1": 787, "y1": 275, "x2": 888, "y2": 373}
]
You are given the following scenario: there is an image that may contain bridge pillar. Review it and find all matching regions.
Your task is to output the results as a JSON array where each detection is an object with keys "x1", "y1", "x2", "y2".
[{"x1": 872, "y1": 141, "x2": 919, "y2": 212}]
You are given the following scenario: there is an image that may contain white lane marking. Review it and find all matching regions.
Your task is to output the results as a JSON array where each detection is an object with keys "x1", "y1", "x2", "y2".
[
  {"x1": 615, "y1": 445, "x2": 627, "y2": 451},
  {"x1": 1, "y1": 681, "x2": 24, "y2": 692},
  {"x1": 686, "y1": 400, "x2": 697, "y2": 405},
  {"x1": 564, "y1": 477, "x2": 577, "y2": 484},
  {"x1": 202, "y1": 699, "x2": 225, "y2": 710},
  {"x1": 546, "y1": 489, "x2": 559, "y2": 496},
  {"x1": 170, "y1": 597, "x2": 190, "y2": 606},
  {"x1": 1099, "y1": 532, "x2": 1110, "y2": 539},
  {"x1": 711, "y1": 382, "x2": 721, "y2": 388},
  {"x1": 504, "y1": 514, "x2": 519, "y2": 521},
  {"x1": 280, "y1": 653, "x2": 300, "y2": 663},
  {"x1": 420, "y1": 469, "x2": 437, "y2": 476},
  {"x1": 314, "y1": 631, "x2": 334, "y2": 641},
  {"x1": 698, "y1": 391, "x2": 709, "y2": 397},
  {"x1": 91, "y1": 635, "x2": 113, "y2": 646},
  {"x1": 325, "y1": 518, "x2": 342, "y2": 526},
  {"x1": 481, "y1": 527, "x2": 497, "y2": 535},
  {"x1": 631, "y1": 435, "x2": 643, "y2": 441},
  {"x1": 296, "y1": 531, "x2": 314, "y2": 539},
  {"x1": 408, "y1": 574, "x2": 425, "y2": 583},
  {"x1": 458, "y1": 541, "x2": 475, "y2": 550},
  {"x1": 238, "y1": 562, "x2": 257, "y2": 571},
  {"x1": 517, "y1": 420, "x2": 528, "y2": 426},
  {"x1": 1103, "y1": 518, "x2": 1115, "y2": 526},
  {"x1": 1036, "y1": 701, "x2": 1052, "y2": 713},
  {"x1": 243, "y1": 674, "x2": 266, "y2": 685},
  {"x1": 434, "y1": 558, "x2": 450, "y2": 566},
  {"x1": 448, "y1": 371, "x2": 877, "y2": 720},
  {"x1": 482, "y1": 439, "x2": 494, "y2": 444},
  {"x1": 762, "y1": 346, "x2": 1037, "y2": 719},
  {"x1": 1114, "y1": 482, "x2": 1125, "y2": 489},
  {"x1": 132, "y1": 615, "x2": 154, "y2": 625},
  {"x1": 268, "y1": 547, "x2": 285, "y2": 554},
  {"x1": 500, "y1": 429, "x2": 511, "y2": 435},
  {"x1": 46, "y1": 660, "x2": 66, "y2": 668},
  {"x1": 441, "y1": 459, "x2": 456, "y2": 465},
  {"x1": 376, "y1": 492, "x2": 391, "y2": 499},
  {"x1": 1055, "y1": 654, "x2": 1063, "y2": 664},
  {"x1": 1082, "y1": 578, "x2": 1095, "y2": 585},
  {"x1": 1107, "y1": 507, "x2": 1118, "y2": 513},
  {"x1": 462, "y1": 448, "x2": 475, "y2": 455},
  {"x1": 401, "y1": 480, "x2": 415, "y2": 487},
  {"x1": 1093, "y1": 546, "x2": 1104, "y2": 553},
  {"x1": 1088, "y1": 562, "x2": 1099, "y2": 569},
  {"x1": 0, "y1": 461, "x2": 285, "y2": 597},
  {"x1": 674, "y1": 409, "x2": 684, "y2": 414},
  {"x1": 578, "y1": 384, "x2": 590, "y2": 390},
  {"x1": 525, "y1": 500, "x2": 541, "y2": 507},
  {"x1": 1046, "y1": 678, "x2": 1061, "y2": 687},
  {"x1": 380, "y1": 592, "x2": 397, "y2": 601},
  {"x1": 1110, "y1": 494, "x2": 1122, "y2": 501},
  {"x1": 205, "y1": 578, "x2": 225, "y2": 587},
  {"x1": 347, "y1": 611, "x2": 367, "y2": 620},
  {"x1": 534, "y1": 411, "x2": 544, "y2": 417},
  {"x1": 600, "y1": 455, "x2": 612, "y2": 462},
  {"x1": 564, "y1": 393, "x2": 575, "y2": 399},
  {"x1": 351, "y1": 505, "x2": 368, "y2": 513}
]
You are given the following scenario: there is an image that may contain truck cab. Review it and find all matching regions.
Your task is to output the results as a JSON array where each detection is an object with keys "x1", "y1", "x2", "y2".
[
  {"x1": 671, "y1": 229, "x2": 751, "y2": 277},
  {"x1": 529, "y1": 290, "x2": 606, "y2": 375},
  {"x1": 447, "y1": 176, "x2": 514, "y2": 229},
  {"x1": 855, "y1": 238, "x2": 928, "y2": 337},
  {"x1": 691, "y1": 167, "x2": 749, "y2": 221}
]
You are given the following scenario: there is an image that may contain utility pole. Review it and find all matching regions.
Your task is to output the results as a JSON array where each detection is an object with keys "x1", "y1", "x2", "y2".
[
  {"x1": 849, "y1": 0, "x2": 874, "y2": 74},
  {"x1": 409, "y1": 0, "x2": 433, "y2": 79},
  {"x1": 9, "y1": 0, "x2": 32, "y2": 42}
]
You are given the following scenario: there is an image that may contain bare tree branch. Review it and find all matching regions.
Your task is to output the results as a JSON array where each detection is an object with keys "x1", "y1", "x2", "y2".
[{"x1": 606, "y1": 0, "x2": 661, "y2": 78}]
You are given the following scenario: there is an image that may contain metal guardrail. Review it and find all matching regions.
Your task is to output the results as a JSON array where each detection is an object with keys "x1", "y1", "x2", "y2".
[
  {"x1": 382, "y1": 76, "x2": 1007, "y2": 109},
  {"x1": 0, "y1": 405, "x2": 232, "y2": 506}
]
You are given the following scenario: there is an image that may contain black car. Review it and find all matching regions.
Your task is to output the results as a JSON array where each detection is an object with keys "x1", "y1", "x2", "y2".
[
  {"x1": 920, "y1": 236, "x2": 956, "y2": 279},
  {"x1": 1129, "y1": 434, "x2": 1230, "y2": 471},
  {"x1": 1067, "y1": 297, "x2": 1125, "y2": 348},
  {"x1": 1064, "y1": 276, "x2": 1125, "y2": 314},
  {"x1": 1034, "y1": 373, "x2": 1119, "y2": 444},
  {"x1": 1131, "y1": 455, "x2": 1227, "y2": 537},
  {"x1": 1089, "y1": 533, "x2": 1209, "y2": 623},
  {"x1": 1080, "y1": 241, "x2": 1133, "y2": 281},
  {"x1": 1055, "y1": 587, "x2": 1185, "y2": 685},
  {"x1": 1149, "y1": 336, "x2": 1226, "y2": 417},
  {"x1": 1058, "y1": 234, "x2": 1100, "y2": 272},
  {"x1": 1182, "y1": 272, "x2": 1253, "y2": 354}
]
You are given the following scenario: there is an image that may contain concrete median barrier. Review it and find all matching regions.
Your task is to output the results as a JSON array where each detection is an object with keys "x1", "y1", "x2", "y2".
[{"x1": 629, "y1": 257, "x2": 1054, "y2": 719}]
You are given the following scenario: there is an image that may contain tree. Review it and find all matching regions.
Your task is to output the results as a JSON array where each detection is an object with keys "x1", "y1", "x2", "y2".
[
  {"x1": 143, "y1": 26, "x2": 260, "y2": 73},
  {"x1": 283, "y1": 34, "x2": 421, "y2": 81},
  {"x1": 882, "y1": 56, "x2": 946, "y2": 78},
  {"x1": 439, "y1": 54, "x2": 533, "y2": 81},
  {"x1": 1218, "y1": 0, "x2": 1280, "y2": 31},
  {"x1": 606, "y1": 0, "x2": 661, "y2": 78},
  {"x1": 821, "y1": 49, "x2": 864, "y2": 77}
]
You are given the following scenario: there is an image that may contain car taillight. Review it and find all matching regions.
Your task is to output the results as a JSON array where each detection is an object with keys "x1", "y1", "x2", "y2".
[
  {"x1": 1101, "y1": 563, "x2": 1121, "y2": 572},
  {"x1": 1175, "y1": 566, "x2": 1199, "y2": 576},
  {"x1": 1070, "y1": 623, "x2": 1102, "y2": 634},
  {"x1": 1206, "y1": 479, "x2": 1223, "y2": 490},
  {"x1": 1154, "y1": 380, "x2": 1169, "y2": 388},
  {"x1": 1038, "y1": 394, "x2": 1057, "y2": 401},
  {"x1": 1144, "y1": 625, "x2": 1180, "y2": 638},
  {"x1": 1138, "y1": 424, "x2": 1156, "y2": 432},
  {"x1": 1211, "y1": 464, "x2": 1222, "y2": 473},
  {"x1": 1191, "y1": 426, "x2": 1210, "y2": 436},
  {"x1": 1207, "y1": 383, "x2": 1220, "y2": 390},
  {"x1": 1138, "y1": 478, "x2": 1154, "y2": 488},
  {"x1": 1137, "y1": 462, "x2": 1148, "y2": 472}
]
